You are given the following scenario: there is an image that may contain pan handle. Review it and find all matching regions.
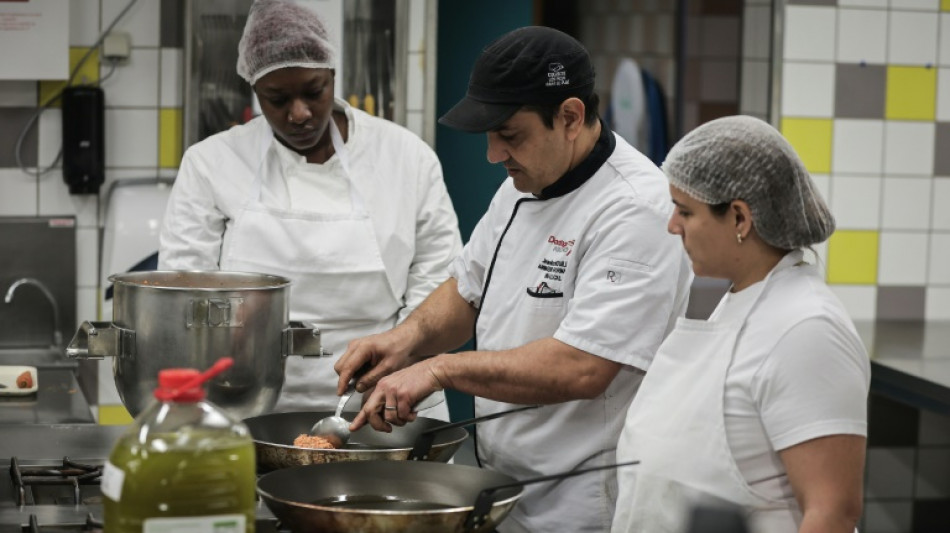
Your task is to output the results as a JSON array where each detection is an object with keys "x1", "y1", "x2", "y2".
[
  {"x1": 408, "y1": 405, "x2": 541, "y2": 461},
  {"x1": 463, "y1": 458, "x2": 641, "y2": 532}
]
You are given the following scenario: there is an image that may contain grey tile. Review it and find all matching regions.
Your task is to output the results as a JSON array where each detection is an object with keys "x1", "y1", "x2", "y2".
[
  {"x1": 835, "y1": 63, "x2": 886, "y2": 119},
  {"x1": 916, "y1": 448, "x2": 950, "y2": 498},
  {"x1": 919, "y1": 411, "x2": 950, "y2": 446},
  {"x1": 866, "y1": 448, "x2": 917, "y2": 499},
  {"x1": 876, "y1": 286, "x2": 926, "y2": 321},
  {"x1": 160, "y1": 0, "x2": 184, "y2": 48},
  {"x1": 862, "y1": 501, "x2": 913, "y2": 533},
  {"x1": 934, "y1": 123, "x2": 950, "y2": 176},
  {"x1": 0, "y1": 107, "x2": 38, "y2": 168},
  {"x1": 685, "y1": 277, "x2": 730, "y2": 319}
]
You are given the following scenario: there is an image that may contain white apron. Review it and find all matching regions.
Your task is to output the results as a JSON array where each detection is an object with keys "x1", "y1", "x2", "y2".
[
  {"x1": 613, "y1": 253, "x2": 804, "y2": 533},
  {"x1": 221, "y1": 119, "x2": 448, "y2": 417}
]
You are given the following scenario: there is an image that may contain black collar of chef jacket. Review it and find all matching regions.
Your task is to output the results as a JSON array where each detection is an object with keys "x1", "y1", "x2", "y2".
[{"x1": 536, "y1": 119, "x2": 616, "y2": 200}]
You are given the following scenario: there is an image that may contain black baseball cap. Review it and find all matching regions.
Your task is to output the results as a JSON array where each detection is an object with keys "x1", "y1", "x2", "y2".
[{"x1": 439, "y1": 26, "x2": 595, "y2": 133}]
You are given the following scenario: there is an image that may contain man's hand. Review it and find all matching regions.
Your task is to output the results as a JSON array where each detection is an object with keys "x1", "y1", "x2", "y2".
[
  {"x1": 349, "y1": 357, "x2": 446, "y2": 432},
  {"x1": 334, "y1": 328, "x2": 417, "y2": 396}
]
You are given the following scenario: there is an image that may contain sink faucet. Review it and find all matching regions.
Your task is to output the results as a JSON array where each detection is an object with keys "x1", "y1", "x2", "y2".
[{"x1": 4, "y1": 277, "x2": 63, "y2": 348}]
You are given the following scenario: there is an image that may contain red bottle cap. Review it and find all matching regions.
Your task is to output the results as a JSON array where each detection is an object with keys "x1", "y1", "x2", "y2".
[{"x1": 154, "y1": 368, "x2": 206, "y2": 402}]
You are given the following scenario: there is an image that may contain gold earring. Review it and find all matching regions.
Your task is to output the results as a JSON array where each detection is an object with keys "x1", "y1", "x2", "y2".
[{"x1": 736, "y1": 233, "x2": 743, "y2": 244}]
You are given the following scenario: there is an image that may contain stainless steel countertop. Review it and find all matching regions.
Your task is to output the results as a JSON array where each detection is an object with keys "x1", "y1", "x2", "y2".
[
  {"x1": 857, "y1": 321, "x2": 950, "y2": 414},
  {"x1": 0, "y1": 368, "x2": 94, "y2": 424}
]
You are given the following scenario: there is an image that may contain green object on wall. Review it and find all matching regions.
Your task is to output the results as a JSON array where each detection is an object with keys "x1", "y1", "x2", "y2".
[{"x1": 435, "y1": 0, "x2": 532, "y2": 423}]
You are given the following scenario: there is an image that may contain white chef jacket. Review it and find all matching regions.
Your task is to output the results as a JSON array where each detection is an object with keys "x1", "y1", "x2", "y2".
[
  {"x1": 159, "y1": 98, "x2": 462, "y2": 412},
  {"x1": 449, "y1": 126, "x2": 693, "y2": 533},
  {"x1": 612, "y1": 251, "x2": 870, "y2": 532}
]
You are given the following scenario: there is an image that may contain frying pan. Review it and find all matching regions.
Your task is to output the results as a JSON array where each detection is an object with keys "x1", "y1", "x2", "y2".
[
  {"x1": 244, "y1": 411, "x2": 468, "y2": 471},
  {"x1": 257, "y1": 458, "x2": 639, "y2": 533}
]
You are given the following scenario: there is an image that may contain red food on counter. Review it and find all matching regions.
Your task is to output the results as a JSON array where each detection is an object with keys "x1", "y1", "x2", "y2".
[{"x1": 16, "y1": 371, "x2": 33, "y2": 389}]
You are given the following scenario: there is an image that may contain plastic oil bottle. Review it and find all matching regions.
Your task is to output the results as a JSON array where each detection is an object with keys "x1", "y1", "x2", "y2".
[{"x1": 102, "y1": 358, "x2": 256, "y2": 533}]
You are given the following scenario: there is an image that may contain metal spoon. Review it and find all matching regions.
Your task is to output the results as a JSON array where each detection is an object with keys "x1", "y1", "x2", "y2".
[{"x1": 308, "y1": 381, "x2": 357, "y2": 448}]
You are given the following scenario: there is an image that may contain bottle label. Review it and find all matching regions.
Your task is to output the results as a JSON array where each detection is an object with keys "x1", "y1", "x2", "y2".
[
  {"x1": 143, "y1": 514, "x2": 246, "y2": 533},
  {"x1": 100, "y1": 460, "x2": 125, "y2": 502}
]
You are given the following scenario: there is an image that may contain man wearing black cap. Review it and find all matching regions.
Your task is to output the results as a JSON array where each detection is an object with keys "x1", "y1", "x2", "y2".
[{"x1": 336, "y1": 26, "x2": 691, "y2": 532}]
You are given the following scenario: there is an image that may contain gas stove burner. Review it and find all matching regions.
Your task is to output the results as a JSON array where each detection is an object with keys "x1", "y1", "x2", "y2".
[
  {"x1": 9, "y1": 457, "x2": 102, "y2": 507},
  {"x1": 24, "y1": 512, "x2": 102, "y2": 532}
]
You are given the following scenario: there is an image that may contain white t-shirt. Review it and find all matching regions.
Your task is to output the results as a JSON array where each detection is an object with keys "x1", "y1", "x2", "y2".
[{"x1": 710, "y1": 269, "x2": 870, "y2": 502}]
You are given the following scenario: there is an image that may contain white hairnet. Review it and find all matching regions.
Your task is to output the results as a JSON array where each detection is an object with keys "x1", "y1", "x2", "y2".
[
  {"x1": 236, "y1": 0, "x2": 336, "y2": 85},
  {"x1": 662, "y1": 115, "x2": 835, "y2": 249}
]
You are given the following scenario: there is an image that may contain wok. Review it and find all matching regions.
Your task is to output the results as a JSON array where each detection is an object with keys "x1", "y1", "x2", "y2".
[
  {"x1": 244, "y1": 411, "x2": 468, "y2": 471},
  {"x1": 257, "y1": 457, "x2": 639, "y2": 533}
]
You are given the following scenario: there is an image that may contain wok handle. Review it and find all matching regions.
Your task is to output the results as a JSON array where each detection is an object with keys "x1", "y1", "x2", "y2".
[
  {"x1": 408, "y1": 405, "x2": 540, "y2": 461},
  {"x1": 462, "y1": 460, "x2": 641, "y2": 532}
]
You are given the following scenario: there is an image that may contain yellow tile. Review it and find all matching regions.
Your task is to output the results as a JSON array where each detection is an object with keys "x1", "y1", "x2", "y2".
[
  {"x1": 38, "y1": 48, "x2": 100, "y2": 108},
  {"x1": 99, "y1": 404, "x2": 134, "y2": 426},
  {"x1": 160, "y1": 108, "x2": 183, "y2": 168},
  {"x1": 943, "y1": 0, "x2": 950, "y2": 10},
  {"x1": 886, "y1": 66, "x2": 937, "y2": 121},
  {"x1": 780, "y1": 118, "x2": 832, "y2": 174},
  {"x1": 827, "y1": 230, "x2": 879, "y2": 284}
]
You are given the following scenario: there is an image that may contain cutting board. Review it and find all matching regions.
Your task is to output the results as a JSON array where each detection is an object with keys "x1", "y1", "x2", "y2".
[{"x1": 0, "y1": 366, "x2": 37, "y2": 395}]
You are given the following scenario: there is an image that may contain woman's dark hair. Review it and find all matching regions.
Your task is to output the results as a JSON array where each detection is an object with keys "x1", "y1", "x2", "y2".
[
  {"x1": 522, "y1": 92, "x2": 601, "y2": 129},
  {"x1": 709, "y1": 202, "x2": 731, "y2": 217}
]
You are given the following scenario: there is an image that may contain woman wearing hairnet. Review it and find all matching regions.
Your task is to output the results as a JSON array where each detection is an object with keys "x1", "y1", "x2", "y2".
[
  {"x1": 159, "y1": 0, "x2": 461, "y2": 415},
  {"x1": 612, "y1": 116, "x2": 869, "y2": 533}
]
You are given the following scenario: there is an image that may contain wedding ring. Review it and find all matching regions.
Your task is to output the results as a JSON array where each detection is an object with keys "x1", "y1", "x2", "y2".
[{"x1": 384, "y1": 405, "x2": 397, "y2": 410}]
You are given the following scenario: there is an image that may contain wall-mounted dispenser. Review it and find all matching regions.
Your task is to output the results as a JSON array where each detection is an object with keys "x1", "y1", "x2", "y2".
[{"x1": 62, "y1": 86, "x2": 105, "y2": 195}]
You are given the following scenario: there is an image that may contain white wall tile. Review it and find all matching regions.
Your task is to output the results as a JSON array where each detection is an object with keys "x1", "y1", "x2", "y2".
[
  {"x1": 406, "y1": 51, "x2": 424, "y2": 112},
  {"x1": 940, "y1": 15, "x2": 950, "y2": 67},
  {"x1": 100, "y1": 48, "x2": 159, "y2": 107},
  {"x1": 160, "y1": 48, "x2": 182, "y2": 108},
  {"x1": 700, "y1": 60, "x2": 738, "y2": 102},
  {"x1": 888, "y1": 11, "x2": 939, "y2": 65},
  {"x1": 37, "y1": 108, "x2": 62, "y2": 169},
  {"x1": 862, "y1": 501, "x2": 913, "y2": 533},
  {"x1": 0, "y1": 81, "x2": 37, "y2": 107},
  {"x1": 740, "y1": 60, "x2": 770, "y2": 116},
  {"x1": 829, "y1": 285, "x2": 878, "y2": 321},
  {"x1": 782, "y1": 62, "x2": 835, "y2": 117},
  {"x1": 38, "y1": 169, "x2": 99, "y2": 227},
  {"x1": 104, "y1": 108, "x2": 158, "y2": 168},
  {"x1": 76, "y1": 286, "x2": 98, "y2": 325},
  {"x1": 76, "y1": 227, "x2": 99, "y2": 287},
  {"x1": 405, "y1": 110, "x2": 424, "y2": 139},
  {"x1": 884, "y1": 121, "x2": 935, "y2": 176},
  {"x1": 881, "y1": 177, "x2": 932, "y2": 230},
  {"x1": 407, "y1": 0, "x2": 426, "y2": 53},
  {"x1": 743, "y1": 5, "x2": 772, "y2": 60},
  {"x1": 833, "y1": 119, "x2": 884, "y2": 174},
  {"x1": 927, "y1": 287, "x2": 950, "y2": 319},
  {"x1": 837, "y1": 8, "x2": 888, "y2": 64},
  {"x1": 831, "y1": 176, "x2": 881, "y2": 229},
  {"x1": 937, "y1": 68, "x2": 950, "y2": 120},
  {"x1": 102, "y1": 0, "x2": 160, "y2": 48},
  {"x1": 604, "y1": 15, "x2": 621, "y2": 54},
  {"x1": 0, "y1": 169, "x2": 37, "y2": 215},
  {"x1": 98, "y1": 358, "x2": 121, "y2": 403},
  {"x1": 654, "y1": 14, "x2": 674, "y2": 56},
  {"x1": 784, "y1": 6, "x2": 837, "y2": 62},
  {"x1": 878, "y1": 231, "x2": 928, "y2": 285},
  {"x1": 933, "y1": 177, "x2": 950, "y2": 229},
  {"x1": 866, "y1": 447, "x2": 916, "y2": 498},
  {"x1": 929, "y1": 233, "x2": 950, "y2": 284},
  {"x1": 69, "y1": 0, "x2": 100, "y2": 47},
  {"x1": 701, "y1": 17, "x2": 740, "y2": 58},
  {"x1": 890, "y1": 0, "x2": 940, "y2": 10},
  {"x1": 626, "y1": 15, "x2": 646, "y2": 54},
  {"x1": 839, "y1": 0, "x2": 887, "y2": 6}
]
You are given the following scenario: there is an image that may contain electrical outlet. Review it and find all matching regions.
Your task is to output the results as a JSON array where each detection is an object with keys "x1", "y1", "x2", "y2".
[{"x1": 102, "y1": 31, "x2": 131, "y2": 61}]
